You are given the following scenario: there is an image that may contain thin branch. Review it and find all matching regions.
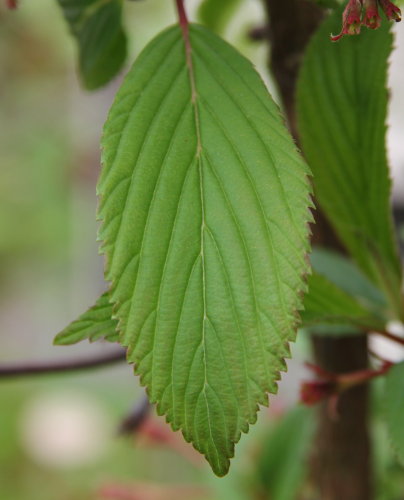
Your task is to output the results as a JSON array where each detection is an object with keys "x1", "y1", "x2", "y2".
[
  {"x1": 371, "y1": 329, "x2": 404, "y2": 346},
  {"x1": 118, "y1": 395, "x2": 151, "y2": 435},
  {"x1": 0, "y1": 349, "x2": 127, "y2": 379}
]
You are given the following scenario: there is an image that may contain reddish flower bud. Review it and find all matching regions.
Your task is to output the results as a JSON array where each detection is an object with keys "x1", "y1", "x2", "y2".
[
  {"x1": 331, "y1": 0, "x2": 401, "y2": 41},
  {"x1": 378, "y1": 0, "x2": 401, "y2": 21},
  {"x1": 363, "y1": 0, "x2": 382, "y2": 28},
  {"x1": 331, "y1": 0, "x2": 362, "y2": 41},
  {"x1": 300, "y1": 380, "x2": 336, "y2": 405}
]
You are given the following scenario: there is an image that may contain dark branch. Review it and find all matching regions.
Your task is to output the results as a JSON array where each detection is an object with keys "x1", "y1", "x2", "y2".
[
  {"x1": 0, "y1": 349, "x2": 127, "y2": 379},
  {"x1": 118, "y1": 395, "x2": 151, "y2": 435}
]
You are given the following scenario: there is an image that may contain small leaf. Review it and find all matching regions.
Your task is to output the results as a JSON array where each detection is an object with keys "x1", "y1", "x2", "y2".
[
  {"x1": 98, "y1": 24, "x2": 312, "y2": 475},
  {"x1": 53, "y1": 292, "x2": 118, "y2": 345},
  {"x1": 311, "y1": 247, "x2": 387, "y2": 312},
  {"x1": 57, "y1": 0, "x2": 127, "y2": 90},
  {"x1": 384, "y1": 361, "x2": 404, "y2": 465},
  {"x1": 301, "y1": 271, "x2": 384, "y2": 330},
  {"x1": 198, "y1": 0, "x2": 242, "y2": 33},
  {"x1": 297, "y1": 9, "x2": 403, "y2": 319}
]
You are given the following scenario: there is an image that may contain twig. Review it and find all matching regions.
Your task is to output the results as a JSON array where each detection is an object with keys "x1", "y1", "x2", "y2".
[
  {"x1": 0, "y1": 349, "x2": 126, "y2": 379},
  {"x1": 371, "y1": 328, "x2": 404, "y2": 346},
  {"x1": 119, "y1": 395, "x2": 151, "y2": 435}
]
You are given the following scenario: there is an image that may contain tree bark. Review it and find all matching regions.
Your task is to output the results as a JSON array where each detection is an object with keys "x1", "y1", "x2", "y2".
[
  {"x1": 261, "y1": 0, "x2": 324, "y2": 138},
  {"x1": 261, "y1": 1, "x2": 372, "y2": 498},
  {"x1": 310, "y1": 335, "x2": 371, "y2": 500}
]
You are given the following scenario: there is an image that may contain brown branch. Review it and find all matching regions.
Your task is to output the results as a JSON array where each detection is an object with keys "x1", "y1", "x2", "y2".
[
  {"x1": 119, "y1": 395, "x2": 151, "y2": 435},
  {"x1": 0, "y1": 349, "x2": 127, "y2": 379},
  {"x1": 371, "y1": 328, "x2": 404, "y2": 346},
  {"x1": 261, "y1": 0, "x2": 325, "y2": 138}
]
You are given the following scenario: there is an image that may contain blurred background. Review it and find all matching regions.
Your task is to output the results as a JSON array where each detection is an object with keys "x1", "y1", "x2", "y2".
[{"x1": 0, "y1": 1, "x2": 403, "y2": 499}]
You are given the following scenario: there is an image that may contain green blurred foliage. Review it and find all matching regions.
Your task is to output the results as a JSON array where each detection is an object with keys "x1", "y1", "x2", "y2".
[
  {"x1": 254, "y1": 406, "x2": 315, "y2": 500},
  {"x1": 0, "y1": 4, "x2": 70, "y2": 276},
  {"x1": 197, "y1": 0, "x2": 242, "y2": 33},
  {"x1": 1, "y1": 1, "x2": 404, "y2": 499}
]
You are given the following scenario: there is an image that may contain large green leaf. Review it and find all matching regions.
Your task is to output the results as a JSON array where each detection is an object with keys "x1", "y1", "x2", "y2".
[
  {"x1": 297, "y1": 10, "x2": 403, "y2": 319},
  {"x1": 57, "y1": 0, "x2": 127, "y2": 90},
  {"x1": 53, "y1": 292, "x2": 118, "y2": 345},
  {"x1": 56, "y1": 257, "x2": 385, "y2": 346},
  {"x1": 301, "y1": 271, "x2": 384, "y2": 330},
  {"x1": 98, "y1": 24, "x2": 311, "y2": 476},
  {"x1": 384, "y1": 361, "x2": 404, "y2": 465}
]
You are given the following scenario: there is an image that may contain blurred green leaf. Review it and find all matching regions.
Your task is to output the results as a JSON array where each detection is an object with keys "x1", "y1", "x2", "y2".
[
  {"x1": 98, "y1": 24, "x2": 312, "y2": 476},
  {"x1": 54, "y1": 292, "x2": 118, "y2": 345},
  {"x1": 301, "y1": 271, "x2": 384, "y2": 330},
  {"x1": 384, "y1": 361, "x2": 404, "y2": 467},
  {"x1": 297, "y1": 9, "x2": 403, "y2": 319},
  {"x1": 311, "y1": 0, "x2": 339, "y2": 7},
  {"x1": 311, "y1": 248, "x2": 387, "y2": 310},
  {"x1": 256, "y1": 406, "x2": 314, "y2": 500},
  {"x1": 198, "y1": 0, "x2": 242, "y2": 33},
  {"x1": 57, "y1": 0, "x2": 127, "y2": 89}
]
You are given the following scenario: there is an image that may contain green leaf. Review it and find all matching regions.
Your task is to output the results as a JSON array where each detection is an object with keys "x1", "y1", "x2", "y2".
[
  {"x1": 301, "y1": 271, "x2": 384, "y2": 330},
  {"x1": 385, "y1": 361, "x2": 404, "y2": 465},
  {"x1": 256, "y1": 406, "x2": 315, "y2": 500},
  {"x1": 53, "y1": 292, "x2": 118, "y2": 345},
  {"x1": 311, "y1": 247, "x2": 387, "y2": 312},
  {"x1": 198, "y1": 0, "x2": 242, "y2": 33},
  {"x1": 297, "y1": 10, "x2": 403, "y2": 319},
  {"x1": 57, "y1": 0, "x2": 127, "y2": 90},
  {"x1": 98, "y1": 24, "x2": 312, "y2": 475},
  {"x1": 312, "y1": 0, "x2": 339, "y2": 8}
]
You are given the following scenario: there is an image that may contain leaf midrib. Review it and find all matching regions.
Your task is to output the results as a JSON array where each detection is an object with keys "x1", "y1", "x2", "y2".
[{"x1": 178, "y1": 23, "x2": 227, "y2": 468}]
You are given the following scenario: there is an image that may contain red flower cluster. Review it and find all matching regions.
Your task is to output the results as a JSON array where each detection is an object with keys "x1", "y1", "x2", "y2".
[{"x1": 331, "y1": 0, "x2": 401, "y2": 41}]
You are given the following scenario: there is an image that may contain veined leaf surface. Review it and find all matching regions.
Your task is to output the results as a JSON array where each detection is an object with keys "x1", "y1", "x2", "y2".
[
  {"x1": 297, "y1": 11, "x2": 403, "y2": 319},
  {"x1": 54, "y1": 292, "x2": 118, "y2": 345},
  {"x1": 98, "y1": 24, "x2": 311, "y2": 475},
  {"x1": 57, "y1": 0, "x2": 127, "y2": 90}
]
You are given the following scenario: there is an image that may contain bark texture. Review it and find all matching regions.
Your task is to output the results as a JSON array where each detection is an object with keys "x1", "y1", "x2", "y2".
[
  {"x1": 262, "y1": 0, "x2": 324, "y2": 137},
  {"x1": 310, "y1": 335, "x2": 371, "y2": 500}
]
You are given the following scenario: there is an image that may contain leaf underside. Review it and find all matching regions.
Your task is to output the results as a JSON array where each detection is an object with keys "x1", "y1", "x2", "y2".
[
  {"x1": 53, "y1": 292, "x2": 118, "y2": 345},
  {"x1": 297, "y1": 10, "x2": 402, "y2": 318},
  {"x1": 57, "y1": 0, "x2": 127, "y2": 90},
  {"x1": 310, "y1": 247, "x2": 387, "y2": 312},
  {"x1": 98, "y1": 24, "x2": 311, "y2": 476},
  {"x1": 301, "y1": 271, "x2": 383, "y2": 330}
]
